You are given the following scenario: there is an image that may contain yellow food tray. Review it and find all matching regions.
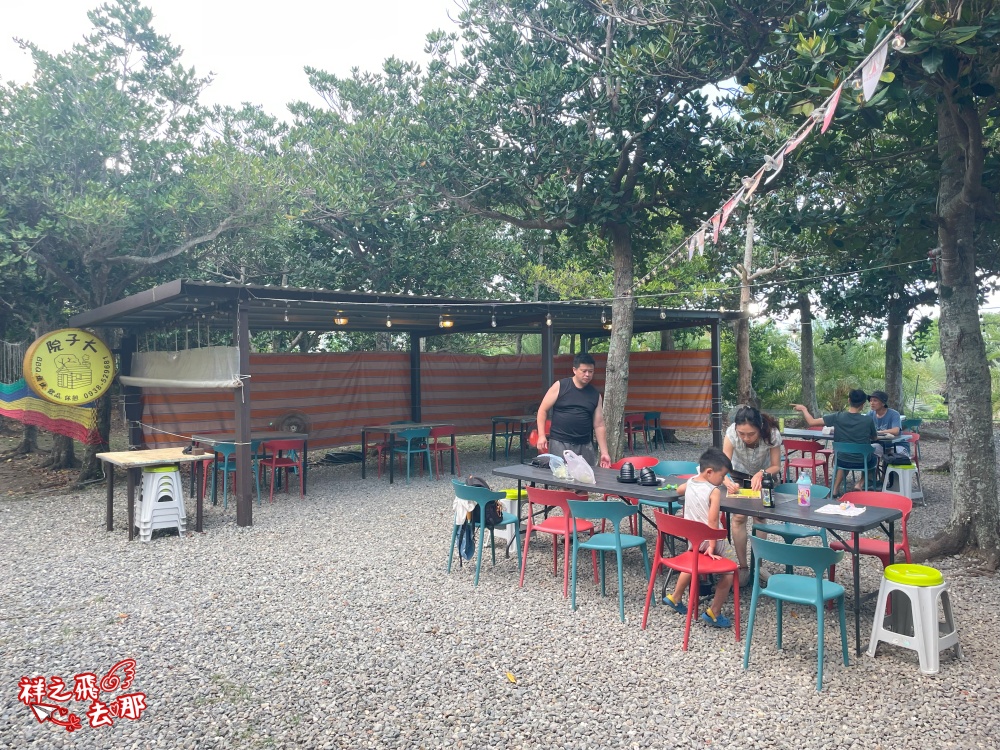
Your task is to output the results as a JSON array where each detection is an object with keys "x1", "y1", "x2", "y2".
[{"x1": 734, "y1": 488, "x2": 761, "y2": 498}]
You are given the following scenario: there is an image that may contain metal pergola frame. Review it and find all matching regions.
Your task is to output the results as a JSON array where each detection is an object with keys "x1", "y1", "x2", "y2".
[{"x1": 70, "y1": 279, "x2": 739, "y2": 527}]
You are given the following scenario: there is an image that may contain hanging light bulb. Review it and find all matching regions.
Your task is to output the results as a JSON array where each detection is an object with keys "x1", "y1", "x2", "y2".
[
  {"x1": 439, "y1": 314, "x2": 454, "y2": 329},
  {"x1": 283, "y1": 309, "x2": 289, "y2": 323},
  {"x1": 849, "y1": 75, "x2": 863, "y2": 90},
  {"x1": 333, "y1": 311, "x2": 349, "y2": 326},
  {"x1": 601, "y1": 310, "x2": 607, "y2": 325},
  {"x1": 386, "y1": 314, "x2": 392, "y2": 328},
  {"x1": 545, "y1": 312, "x2": 552, "y2": 327},
  {"x1": 891, "y1": 34, "x2": 906, "y2": 51},
  {"x1": 659, "y1": 307, "x2": 666, "y2": 320},
  {"x1": 491, "y1": 310, "x2": 497, "y2": 328},
  {"x1": 603, "y1": 319, "x2": 613, "y2": 331}
]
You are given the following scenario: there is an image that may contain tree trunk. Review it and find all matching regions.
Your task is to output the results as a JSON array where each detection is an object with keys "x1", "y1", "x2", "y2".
[
  {"x1": 659, "y1": 330, "x2": 674, "y2": 351},
  {"x1": 604, "y1": 223, "x2": 635, "y2": 461},
  {"x1": 884, "y1": 291, "x2": 906, "y2": 412},
  {"x1": 44, "y1": 434, "x2": 77, "y2": 469},
  {"x1": 79, "y1": 390, "x2": 111, "y2": 482},
  {"x1": 798, "y1": 293, "x2": 819, "y2": 414},
  {"x1": 919, "y1": 99, "x2": 999, "y2": 565},
  {"x1": 515, "y1": 334, "x2": 523, "y2": 355},
  {"x1": 736, "y1": 214, "x2": 756, "y2": 407},
  {"x1": 14, "y1": 424, "x2": 38, "y2": 455}
]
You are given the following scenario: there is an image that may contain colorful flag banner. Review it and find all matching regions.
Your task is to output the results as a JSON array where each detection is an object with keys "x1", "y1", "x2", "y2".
[
  {"x1": 821, "y1": 84, "x2": 843, "y2": 134},
  {"x1": 862, "y1": 43, "x2": 888, "y2": 101},
  {"x1": 719, "y1": 188, "x2": 745, "y2": 232},
  {"x1": 696, "y1": 227, "x2": 706, "y2": 256},
  {"x1": 785, "y1": 119, "x2": 816, "y2": 155},
  {"x1": 711, "y1": 213, "x2": 722, "y2": 243},
  {"x1": 741, "y1": 167, "x2": 766, "y2": 203}
]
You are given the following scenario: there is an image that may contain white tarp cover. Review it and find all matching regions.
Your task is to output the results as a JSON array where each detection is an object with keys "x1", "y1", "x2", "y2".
[{"x1": 119, "y1": 346, "x2": 243, "y2": 389}]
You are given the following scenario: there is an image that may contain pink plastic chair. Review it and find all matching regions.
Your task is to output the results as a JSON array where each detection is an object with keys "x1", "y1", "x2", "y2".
[
  {"x1": 428, "y1": 425, "x2": 459, "y2": 480},
  {"x1": 623, "y1": 414, "x2": 648, "y2": 453},
  {"x1": 784, "y1": 439, "x2": 829, "y2": 486},
  {"x1": 642, "y1": 510, "x2": 741, "y2": 650},
  {"x1": 259, "y1": 439, "x2": 305, "y2": 502},
  {"x1": 520, "y1": 487, "x2": 599, "y2": 597},
  {"x1": 604, "y1": 456, "x2": 659, "y2": 535}
]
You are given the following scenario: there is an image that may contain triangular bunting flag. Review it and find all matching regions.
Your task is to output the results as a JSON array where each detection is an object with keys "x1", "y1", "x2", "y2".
[
  {"x1": 785, "y1": 119, "x2": 815, "y2": 155},
  {"x1": 862, "y1": 43, "x2": 888, "y2": 102},
  {"x1": 711, "y1": 213, "x2": 722, "y2": 243},
  {"x1": 688, "y1": 234, "x2": 696, "y2": 261},
  {"x1": 742, "y1": 168, "x2": 766, "y2": 202},
  {"x1": 822, "y1": 85, "x2": 842, "y2": 134},
  {"x1": 696, "y1": 228, "x2": 706, "y2": 256},
  {"x1": 764, "y1": 151, "x2": 784, "y2": 184},
  {"x1": 719, "y1": 188, "x2": 744, "y2": 232}
]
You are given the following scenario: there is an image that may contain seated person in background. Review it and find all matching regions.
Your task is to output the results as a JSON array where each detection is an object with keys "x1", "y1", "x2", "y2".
[
  {"x1": 662, "y1": 447, "x2": 736, "y2": 629},
  {"x1": 792, "y1": 389, "x2": 878, "y2": 494},
  {"x1": 869, "y1": 390, "x2": 910, "y2": 458}
]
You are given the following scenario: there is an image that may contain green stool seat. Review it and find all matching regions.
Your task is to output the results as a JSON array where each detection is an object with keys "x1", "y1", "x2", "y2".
[
  {"x1": 143, "y1": 464, "x2": 180, "y2": 473},
  {"x1": 884, "y1": 564, "x2": 943, "y2": 587}
]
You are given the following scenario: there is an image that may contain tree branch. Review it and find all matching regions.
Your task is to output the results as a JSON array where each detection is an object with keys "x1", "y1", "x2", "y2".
[{"x1": 107, "y1": 214, "x2": 241, "y2": 265}]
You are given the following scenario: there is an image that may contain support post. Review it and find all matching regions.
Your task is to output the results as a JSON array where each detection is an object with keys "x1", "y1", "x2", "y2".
[
  {"x1": 580, "y1": 337, "x2": 589, "y2": 354},
  {"x1": 541, "y1": 323, "x2": 555, "y2": 389},
  {"x1": 710, "y1": 319, "x2": 723, "y2": 448},
  {"x1": 119, "y1": 333, "x2": 144, "y2": 449},
  {"x1": 234, "y1": 302, "x2": 253, "y2": 527},
  {"x1": 409, "y1": 333, "x2": 422, "y2": 422}
]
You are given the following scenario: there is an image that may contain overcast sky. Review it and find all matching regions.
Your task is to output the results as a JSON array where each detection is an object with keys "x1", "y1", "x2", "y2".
[{"x1": 0, "y1": 0, "x2": 460, "y2": 120}]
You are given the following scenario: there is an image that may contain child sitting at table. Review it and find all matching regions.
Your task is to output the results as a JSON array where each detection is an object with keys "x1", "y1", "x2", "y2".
[{"x1": 663, "y1": 447, "x2": 736, "y2": 628}]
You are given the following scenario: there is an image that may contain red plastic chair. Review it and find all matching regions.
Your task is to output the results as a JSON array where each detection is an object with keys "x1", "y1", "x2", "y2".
[
  {"x1": 623, "y1": 414, "x2": 648, "y2": 453},
  {"x1": 783, "y1": 439, "x2": 829, "y2": 486},
  {"x1": 828, "y1": 491, "x2": 912, "y2": 582},
  {"x1": 641, "y1": 510, "x2": 741, "y2": 649},
  {"x1": 527, "y1": 420, "x2": 551, "y2": 449},
  {"x1": 259, "y1": 439, "x2": 305, "y2": 502},
  {"x1": 519, "y1": 486, "x2": 599, "y2": 597},
  {"x1": 428, "y1": 425, "x2": 459, "y2": 480},
  {"x1": 604, "y1": 456, "x2": 660, "y2": 535},
  {"x1": 808, "y1": 425, "x2": 834, "y2": 475}
]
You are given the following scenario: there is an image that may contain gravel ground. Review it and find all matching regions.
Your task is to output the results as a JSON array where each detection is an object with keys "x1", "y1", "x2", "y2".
[{"x1": 1, "y1": 431, "x2": 997, "y2": 749}]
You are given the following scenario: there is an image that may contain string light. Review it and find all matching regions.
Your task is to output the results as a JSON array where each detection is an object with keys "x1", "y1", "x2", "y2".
[
  {"x1": 545, "y1": 312, "x2": 552, "y2": 326},
  {"x1": 333, "y1": 311, "x2": 349, "y2": 326},
  {"x1": 439, "y1": 315, "x2": 454, "y2": 329},
  {"x1": 283, "y1": 309, "x2": 289, "y2": 323},
  {"x1": 659, "y1": 307, "x2": 666, "y2": 319},
  {"x1": 891, "y1": 34, "x2": 906, "y2": 50},
  {"x1": 601, "y1": 310, "x2": 607, "y2": 325},
  {"x1": 491, "y1": 308, "x2": 497, "y2": 328},
  {"x1": 386, "y1": 315, "x2": 392, "y2": 328}
]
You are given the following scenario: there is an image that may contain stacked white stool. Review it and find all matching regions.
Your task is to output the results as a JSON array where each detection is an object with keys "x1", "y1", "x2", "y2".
[
  {"x1": 867, "y1": 563, "x2": 961, "y2": 674},
  {"x1": 135, "y1": 464, "x2": 187, "y2": 542},
  {"x1": 882, "y1": 463, "x2": 923, "y2": 505}
]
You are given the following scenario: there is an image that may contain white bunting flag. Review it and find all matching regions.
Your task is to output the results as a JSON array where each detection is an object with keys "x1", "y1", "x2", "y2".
[
  {"x1": 719, "y1": 188, "x2": 745, "y2": 232},
  {"x1": 764, "y1": 152, "x2": 784, "y2": 184},
  {"x1": 688, "y1": 233, "x2": 696, "y2": 261},
  {"x1": 822, "y1": 84, "x2": 842, "y2": 134},
  {"x1": 862, "y1": 43, "x2": 888, "y2": 102},
  {"x1": 696, "y1": 227, "x2": 706, "y2": 256},
  {"x1": 741, "y1": 167, "x2": 766, "y2": 202},
  {"x1": 711, "y1": 213, "x2": 722, "y2": 243}
]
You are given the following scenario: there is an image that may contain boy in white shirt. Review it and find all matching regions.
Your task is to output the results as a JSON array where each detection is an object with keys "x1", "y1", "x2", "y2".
[{"x1": 663, "y1": 447, "x2": 735, "y2": 628}]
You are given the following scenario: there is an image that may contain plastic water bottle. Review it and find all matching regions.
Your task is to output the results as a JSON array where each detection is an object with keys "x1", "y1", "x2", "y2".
[{"x1": 797, "y1": 471, "x2": 812, "y2": 506}]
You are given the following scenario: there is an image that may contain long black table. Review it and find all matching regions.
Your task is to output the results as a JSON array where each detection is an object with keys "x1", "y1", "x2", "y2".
[{"x1": 718, "y1": 493, "x2": 901, "y2": 655}]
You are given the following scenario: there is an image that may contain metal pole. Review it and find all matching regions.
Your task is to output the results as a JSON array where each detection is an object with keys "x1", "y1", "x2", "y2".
[
  {"x1": 710, "y1": 319, "x2": 723, "y2": 448},
  {"x1": 234, "y1": 302, "x2": 253, "y2": 527}
]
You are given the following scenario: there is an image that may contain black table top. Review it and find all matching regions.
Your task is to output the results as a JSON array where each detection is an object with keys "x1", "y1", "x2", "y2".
[
  {"x1": 492, "y1": 463, "x2": 683, "y2": 501},
  {"x1": 720, "y1": 493, "x2": 901, "y2": 532}
]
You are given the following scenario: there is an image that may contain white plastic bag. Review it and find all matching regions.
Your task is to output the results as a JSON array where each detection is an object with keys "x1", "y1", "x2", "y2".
[
  {"x1": 536, "y1": 453, "x2": 570, "y2": 480},
  {"x1": 563, "y1": 450, "x2": 596, "y2": 484}
]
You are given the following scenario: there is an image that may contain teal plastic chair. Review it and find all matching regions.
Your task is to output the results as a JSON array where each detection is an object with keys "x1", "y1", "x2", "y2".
[
  {"x1": 901, "y1": 417, "x2": 922, "y2": 432},
  {"x1": 753, "y1": 483, "x2": 831, "y2": 548},
  {"x1": 210, "y1": 442, "x2": 262, "y2": 509},
  {"x1": 642, "y1": 411, "x2": 663, "y2": 448},
  {"x1": 567, "y1": 500, "x2": 650, "y2": 622},
  {"x1": 743, "y1": 537, "x2": 849, "y2": 691},
  {"x1": 832, "y1": 442, "x2": 876, "y2": 495},
  {"x1": 652, "y1": 460, "x2": 699, "y2": 478},
  {"x1": 392, "y1": 427, "x2": 432, "y2": 483},
  {"x1": 447, "y1": 479, "x2": 521, "y2": 586}
]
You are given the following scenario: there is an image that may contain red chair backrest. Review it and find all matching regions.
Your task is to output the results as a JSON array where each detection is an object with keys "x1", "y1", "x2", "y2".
[
  {"x1": 611, "y1": 456, "x2": 659, "y2": 470},
  {"x1": 652, "y1": 509, "x2": 726, "y2": 553},
  {"x1": 528, "y1": 420, "x2": 551, "y2": 447},
  {"x1": 262, "y1": 439, "x2": 303, "y2": 452},
  {"x1": 525, "y1": 486, "x2": 582, "y2": 516},
  {"x1": 429, "y1": 425, "x2": 453, "y2": 440},
  {"x1": 839, "y1": 490, "x2": 912, "y2": 548},
  {"x1": 624, "y1": 414, "x2": 644, "y2": 428},
  {"x1": 785, "y1": 439, "x2": 822, "y2": 453}
]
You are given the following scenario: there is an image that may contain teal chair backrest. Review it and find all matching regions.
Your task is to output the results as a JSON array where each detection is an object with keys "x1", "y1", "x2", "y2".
[
  {"x1": 750, "y1": 536, "x2": 843, "y2": 576},
  {"x1": 398, "y1": 427, "x2": 431, "y2": 444},
  {"x1": 832, "y1": 441, "x2": 874, "y2": 462},
  {"x1": 774, "y1": 482, "x2": 831, "y2": 499},
  {"x1": 452, "y1": 478, "x2": 505, "y2": 505},
  {"x1": 567, "y1": 499, "x2": 637, "y2": 533},
  {"x1": 901, "y1": 417, "x2": 922, "y2": 432},
  {"x1": 654, "y1": 460, "x2": 699, "y2": 477}
]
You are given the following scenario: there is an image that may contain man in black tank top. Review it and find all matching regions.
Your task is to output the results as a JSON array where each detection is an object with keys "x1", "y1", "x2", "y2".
[{"x1": 535, "y1": 353, "x2": 611, "y2": 468}]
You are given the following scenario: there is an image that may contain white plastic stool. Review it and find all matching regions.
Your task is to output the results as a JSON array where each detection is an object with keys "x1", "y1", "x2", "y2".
[
  {"x1": 882, "y1": 464, "x2": 923, "y2": 505},
  {"x1": 868, "y1": 564, "x2": 961, "y2": 674},
  {"x1": 136, "y1": 466, "x2": 186, "y2": 542}
]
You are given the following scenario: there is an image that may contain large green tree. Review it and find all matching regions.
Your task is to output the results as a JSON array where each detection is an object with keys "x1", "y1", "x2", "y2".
[
  {"x1": 747, "y1": 0, "x2": 1000, "y2": 561},
  {"x1": 0, "y1": 1, "x2": 290, "y2": 477},
  {"x1": 291, "y1": 0, "x2": 804, "y2": 455}
]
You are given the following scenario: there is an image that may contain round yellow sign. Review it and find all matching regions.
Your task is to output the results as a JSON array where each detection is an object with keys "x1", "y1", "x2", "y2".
[{"x1": 23, "y1": 329, "x2": 116, "y2": 405}]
